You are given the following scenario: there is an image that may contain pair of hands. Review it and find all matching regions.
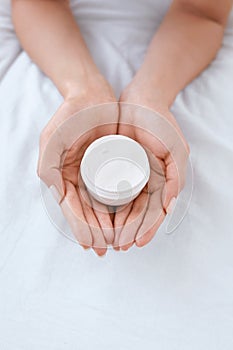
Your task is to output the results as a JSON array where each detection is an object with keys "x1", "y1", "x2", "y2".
[{"x1": 37, "y1": 74, "x2": 189, "y2": 256}]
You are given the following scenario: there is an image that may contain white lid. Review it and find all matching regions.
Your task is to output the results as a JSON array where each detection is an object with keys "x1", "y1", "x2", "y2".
[{"x1": 80, "y1": 135, "x2": 150, "y2": 206}]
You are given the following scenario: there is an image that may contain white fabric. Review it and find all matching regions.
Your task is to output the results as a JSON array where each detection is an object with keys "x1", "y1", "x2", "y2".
[{"x1": 1, "y1": 0, "x2": 233, "y2": 349}]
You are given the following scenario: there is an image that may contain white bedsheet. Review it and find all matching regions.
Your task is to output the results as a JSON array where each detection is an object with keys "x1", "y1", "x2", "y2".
[{"x1": 1, "y1": 0, "x2": 233, "y2": 349}]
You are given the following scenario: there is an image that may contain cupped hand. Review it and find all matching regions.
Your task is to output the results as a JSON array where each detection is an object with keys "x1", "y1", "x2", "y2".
[
  {"x1": 37, "y1": 75, "x2": 119, "y2": 256},
  {"x1": 113, "y1": 84, "x2": 190, "y2": 251}
]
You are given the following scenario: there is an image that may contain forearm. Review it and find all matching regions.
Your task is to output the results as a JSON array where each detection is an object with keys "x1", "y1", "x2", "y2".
[
  {"x1": 11, "y1": 0, "x2": 102, "y2": 99},
  {"x1": 133, "y1": 2, "x2": 230, "y2": 107}
]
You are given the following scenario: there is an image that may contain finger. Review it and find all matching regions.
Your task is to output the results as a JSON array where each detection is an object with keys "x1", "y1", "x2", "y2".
[
  {"x1": 118, "y1": 191, "x2": 149, "y2": 251},
  {"x1": 113, "y1": 144, "x2": 164, "y2": 251},
  {"x1": 135, "y1": 191, "x2": 166, "y2": 247},
  {"x1": 38, "y1": 125, "x2": 66, "y2": 203},
  {"x1": 113, "y1": 201, "x2": 133, "y2": 250},
  {"x1": 90, "y1": 197, "x2": 115, "y2": 245},
  {"x1": 60, "y1": 180, "x2": 93, "y2": 249},
  {"x1": 78, "y1": 174, "x2": 114, "y2": 246},
  {"x1": 162, "y1": 156, "x2": 179, "y2": 211},
  {"x1": 77, "y1": 186, "x2": 107, "y2": 257},
  {"x1": 162, "y1": 153, "x2": 188, "y2": 213}
]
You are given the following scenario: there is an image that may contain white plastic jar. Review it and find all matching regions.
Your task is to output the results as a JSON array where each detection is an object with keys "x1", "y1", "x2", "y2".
[{"x1": 80, "y1": 135, "x2": 150, "y2": 206}]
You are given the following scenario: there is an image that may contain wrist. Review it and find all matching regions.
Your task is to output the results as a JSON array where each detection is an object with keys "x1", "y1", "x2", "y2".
[
  {"x1": 63, "y1": 71, "x2": 116, "y2": 105},
  {"x1": 128, "y1": 62, "x2": 179, "y2": 108},
  {"x1": 120, "y1": 76, "x2": 171, "y2": 114},
  {"x1": 62, "y1": 67, "x2": 102, "y2": 100}
]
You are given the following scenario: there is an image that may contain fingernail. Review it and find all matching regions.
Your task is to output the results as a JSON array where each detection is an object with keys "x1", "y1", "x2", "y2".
[
  {"x1": 49, "y1": 185, "x2": 62, "y2": 204},
  {"x1": 166, "y1": 197, "x2": 177, "y2": 214},
  {"x1": 121, "y1": 243, "x2": 133, "y2": 251},
  {"x1": 81, "y1": 244, "x2": 90, "y2": 250},
  {"x1": 135, "y1": 239, "x2": 144, "y2": 247},
  {"x1": 94, "y1": 248, "x2": 107, "y2": 257}
]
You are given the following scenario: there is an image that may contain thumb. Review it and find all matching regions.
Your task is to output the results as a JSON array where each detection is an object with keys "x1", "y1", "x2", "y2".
[
  {"x1": 162, "y1": 161, "x2": 179, "y2": 214},
  {"x1": 162, "y1": 182, "x2": 177, "y2": 214},
  {"x1": 162, "y1": 157, "x2": 187, "y2": 214},
  {"x1": 163, "y1": 186, "x2": 177, "y2": 214},
  {"x1": 38, "y1": 165, "x2": 66, "y2": 204},
  {"x1": 37, "y1": 131, "x2": 66, "y2": 204}
]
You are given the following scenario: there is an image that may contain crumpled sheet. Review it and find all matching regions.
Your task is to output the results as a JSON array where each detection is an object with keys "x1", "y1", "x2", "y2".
[{"x1": 0, "y1": 0, "x2": 233, "y2": 349}]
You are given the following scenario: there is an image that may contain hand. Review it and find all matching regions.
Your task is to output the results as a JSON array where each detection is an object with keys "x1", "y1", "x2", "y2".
[
  {"x1": 37, "y1": 75, "x2": 119, "y2": 256},
  {"x1": 113, "y1": 80, "x2": 190, "y2": 251}
]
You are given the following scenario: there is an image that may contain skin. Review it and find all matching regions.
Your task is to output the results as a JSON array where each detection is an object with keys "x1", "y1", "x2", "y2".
[{"x1": 11, "y1": 0, "x2": 233, "y2": 255}]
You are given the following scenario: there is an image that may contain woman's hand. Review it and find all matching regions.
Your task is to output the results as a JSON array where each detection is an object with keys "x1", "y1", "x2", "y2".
[
  {"x1": 112, "y1": 0, "x2": 233, "y2": 251},
  {"x1": 113, "y1": 78, "x2": 190, "y2": 251},
  {"x1": 12, "y1": 0, "x2": 120, "y2": 256},
  {"x1": 38, "y1": 76, "x2": 119, "y2": 256}
]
